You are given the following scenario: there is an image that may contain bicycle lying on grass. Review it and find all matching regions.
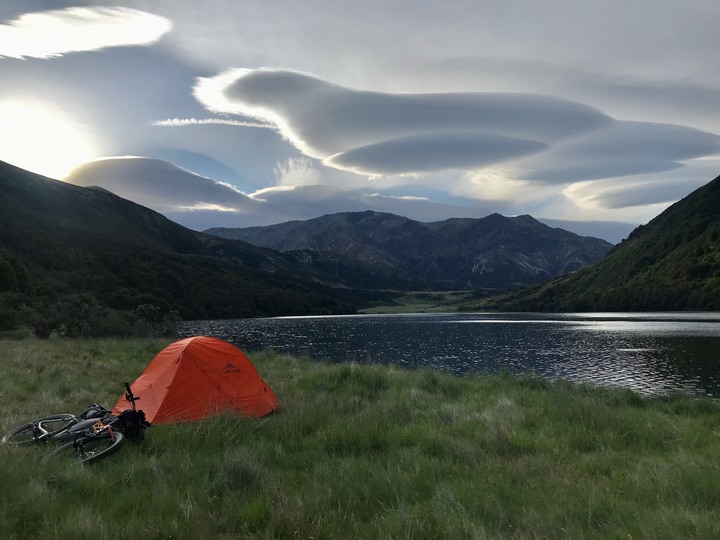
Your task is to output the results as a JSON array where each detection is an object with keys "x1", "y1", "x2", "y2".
[{"x1": 1, "y1": 383, "x2": 149, "y2": 464}]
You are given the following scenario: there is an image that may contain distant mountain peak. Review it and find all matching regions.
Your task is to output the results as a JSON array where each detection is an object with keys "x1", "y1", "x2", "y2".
[
  {"x1": 487, "y1": 173, "x2": 720, "y2": 311},
  {"x1": 206, "y1": 210, "x2": 612, "y2": 289}
]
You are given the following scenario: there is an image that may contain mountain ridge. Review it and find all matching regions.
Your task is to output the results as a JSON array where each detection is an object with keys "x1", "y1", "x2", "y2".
[
  {"x1": 0, "y1": 161, "x2": 381, "y2": 336},
  {"x1": 65, "y1": 156, "x2": 636, "y2": 243},
  {"x1": 5, "y1": 157, "x2": 714, "y2": 336},
  {"x1": 477, "y1": 173, "x2": 720, "y2": 311},
  {"x1": 206, "y1": 210, "x2": 613, "y2": 288}
]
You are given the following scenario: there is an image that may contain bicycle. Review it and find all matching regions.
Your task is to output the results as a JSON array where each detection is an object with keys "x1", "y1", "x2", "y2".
[
  {"x1": 41, "y1": 416, "x2": 126, "y2": 465},
  {"x1": 2, "y1": 383, "x2": 149, "y2": 465},
  {"x1": 1, "y1": 403, "x2": 110, "y2": 446}
]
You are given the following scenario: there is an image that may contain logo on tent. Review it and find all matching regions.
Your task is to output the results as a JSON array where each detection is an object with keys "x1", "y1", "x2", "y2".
[{"x1": 224, "y1": 362, "x2": 242, "y2": 374}]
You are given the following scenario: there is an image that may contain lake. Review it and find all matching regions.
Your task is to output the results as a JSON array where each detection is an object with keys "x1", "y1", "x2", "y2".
[{"x1": 179, "y1": 312, "x2": 720, "y2": 398}]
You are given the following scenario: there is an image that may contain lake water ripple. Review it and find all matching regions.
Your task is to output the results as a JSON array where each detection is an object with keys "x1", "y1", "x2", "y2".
[{"x1": 180, "y1": 312, "x2": 720, "y2": 398}]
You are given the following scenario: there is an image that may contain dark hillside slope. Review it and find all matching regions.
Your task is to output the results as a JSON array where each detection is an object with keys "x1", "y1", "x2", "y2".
[
  {"x1": 0, "y1": 161, "x2": 357, "y2": 336},
  {"x1": 485, "y1": 174, "x2": 720, "y2": 311},
  {"x1": 208, "y1": 211, "x2": 612, "y2": 288}
]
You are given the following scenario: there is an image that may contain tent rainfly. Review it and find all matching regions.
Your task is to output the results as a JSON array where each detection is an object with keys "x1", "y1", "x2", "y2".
[{"x1": 112, "y1": 336, "x2": 279, "y2": 424}]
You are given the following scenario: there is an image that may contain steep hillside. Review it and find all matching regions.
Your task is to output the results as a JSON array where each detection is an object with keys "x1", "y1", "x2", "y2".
[
  {"x1": 480, "y1": 174, "x2": 720, "y2": 311},
  {"x1": 207, "y1": 211, "x2": 612, "y2": 288},
  {"x1": 0, "y1": 161, "x2": 365, "y2": 336}
]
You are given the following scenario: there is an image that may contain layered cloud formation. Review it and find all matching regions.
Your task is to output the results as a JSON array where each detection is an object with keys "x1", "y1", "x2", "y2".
[
  {"x1": 519, "y1": 121, "x2": 720, "y2": 183},
  {"x1": 195, "y1": 69, "x2": 608, "y2": 175},
  {"x1": 0, "y1": 6, "x2": 170, "y2": 59},
  {"x1": 3, "y1": 2, "x2": 719, "y2": 235},
  {"x1": 67, "y1": 157, "x2": 256, "y2": 213},
  {"x1": 193, "y1": 69, "x2": 720, "y2": 187},
  {"x1": 66, "y1": 156, "x2": 635, "y2": 242}
]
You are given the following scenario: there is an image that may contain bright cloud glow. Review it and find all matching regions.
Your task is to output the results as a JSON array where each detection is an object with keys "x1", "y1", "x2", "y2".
[
  {"x1": 0, "y1": 7, "x2": 171, "y2": 59},
  {"x1": 176, "y1": 203, "x2": 240, "y2": 212},
  {"x1": 0, "y1": 100, "x2": 99, "y2": 178},
  {"x1": 152, "y1": 117, "x2": 272, "y2": 128},
  {"x1": 192, "y1": 68, "x2": 290, "y2": 128},
  {"x1": 274, "y1": 157, "x2": 321, "y2": 186},
  {"x1": 457, "y1": 167, "x2": 554, "y2": 204}
]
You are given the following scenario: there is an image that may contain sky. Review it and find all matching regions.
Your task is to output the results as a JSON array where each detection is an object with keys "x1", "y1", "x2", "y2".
[{"x1": 2, "y1": 1, "x2": 719, "y2": 243}]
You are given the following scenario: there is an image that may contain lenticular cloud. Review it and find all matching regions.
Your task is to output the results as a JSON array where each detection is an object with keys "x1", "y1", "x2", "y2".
[
  {"x1": 0, "y1": 7, "x2": 171, "y2": 59},
  {"x1": 327, "y1": 132, "x2": 548, "y2": 175},
  {"x1": 193, "y1": 68, "x2": 611, "y2": 176},
  {"x1": 519, "y1": 121, "x2": 720, "y2": 183},
  {"x1": 193, "y1": 68, "x2": 720, "y2": 182}
]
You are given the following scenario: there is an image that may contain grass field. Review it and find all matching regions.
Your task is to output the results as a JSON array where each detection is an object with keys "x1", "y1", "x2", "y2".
[
  {"x1": 1, "y1": 338, "x2": 720, "y2": 539},
  {"x1": 359, "y1": 291, "x2": 475, "y2": 314}
]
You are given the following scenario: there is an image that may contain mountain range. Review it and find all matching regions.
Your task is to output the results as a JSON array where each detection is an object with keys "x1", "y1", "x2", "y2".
[
  {"x1": 478, "y1": 173, "x2": 720, "y2": 311},
  {"x1": 207, "y1": 212, "x2": 612, "y2": 288},
  {"x1": 0, "y1": 159, "x2": 610, "y2": 336},
  {"x1": 2, "y1": 158, "x2": 718, "y2": 337},
  {"x1": 65, "y1": 157, "x2": 636, "y2": 243},
  {"x1": 0, "y1": 161, "x2": 389, "y2": 336}
]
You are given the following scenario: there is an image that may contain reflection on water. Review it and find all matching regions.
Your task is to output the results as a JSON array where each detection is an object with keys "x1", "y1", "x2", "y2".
[{"x1": 179, "y1": 312, "x2": 720, "y2": 398}]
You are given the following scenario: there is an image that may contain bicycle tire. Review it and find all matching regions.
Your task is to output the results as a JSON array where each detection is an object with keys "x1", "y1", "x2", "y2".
[
  {"x1": 2, "y1": 414, "x2": 77, "y2": 445},
  {"x1": 42, "y1": 431, "x2": 125, "y2": 464}
]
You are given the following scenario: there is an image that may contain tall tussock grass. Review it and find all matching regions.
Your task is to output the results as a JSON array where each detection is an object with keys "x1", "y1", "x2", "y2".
[{"x1": 1, "y1": 338, "x2": 720, "y2": 538}]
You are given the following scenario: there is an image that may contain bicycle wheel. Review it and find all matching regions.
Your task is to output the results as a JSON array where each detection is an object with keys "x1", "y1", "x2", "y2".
[
  {"x1": 42, "y1": 431, "x2": 125, "y2": 464},
  {"x1": 2, "y1": 414, "x2": 77, "y2": 445}
]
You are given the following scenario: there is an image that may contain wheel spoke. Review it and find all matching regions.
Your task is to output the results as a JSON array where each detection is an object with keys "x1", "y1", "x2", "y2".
[
  {"x1": 42, "y1": 431, "x2": 124, "y2": 464},
  {"x1": 3, "y1": 414, "x2": 77, "y2": 445},
  {"x1": 5, "y1": 424, "x2": 37, "y2": 444}
]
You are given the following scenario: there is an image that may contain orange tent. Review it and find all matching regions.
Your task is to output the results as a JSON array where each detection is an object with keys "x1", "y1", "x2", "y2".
[{"x1": 112, "y1": 336, "x2": 279, "y2": 424}]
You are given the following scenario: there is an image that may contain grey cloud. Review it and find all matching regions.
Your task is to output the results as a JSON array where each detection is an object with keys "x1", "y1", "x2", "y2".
[
  {"x1": 223, "y1": 70, "x2": 611, "y2": 148},
  {"x1": 326, "y1": 132, "x2": 547, "y2": 175},
  {"x1": 429, "y1": 55, "x2": 720, "y2": 135},
  {"x1": 201, "y1": 69, "x2": 720, "y2": 183},
  {"x1": 520, "y1": 121, "x2": 720, "y2": 183},
  {"x1": 571, "y1": 178, "x2": 712, "y2": 210},
  {"x1": 140, "y1": 0, "x2": 720, "y2": 93},
  {"x1": 138, "y1": 148, "x2": 249, "y2": 188},
  {"x1": 65, "y1": 157, "x2": 258, "y2": 213},
  {"x1": 202, "y1": 69, "x2": 611, "y2": 173},
  {"x1": 64, "y1": 156, "x2": 498, "y2": 227},
  {"x1": 584, "y1": 80, "x2": 720, "y2": 132}
]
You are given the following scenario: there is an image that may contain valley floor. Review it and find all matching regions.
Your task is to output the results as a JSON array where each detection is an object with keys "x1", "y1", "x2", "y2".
[{"x1": 358, "y1": 290, "x2": 478, "y2": 313}]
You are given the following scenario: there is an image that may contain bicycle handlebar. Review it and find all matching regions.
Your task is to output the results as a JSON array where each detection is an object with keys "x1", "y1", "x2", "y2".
[{"x1": 124, "y1": 382, "x2": 140, "y2": 411}]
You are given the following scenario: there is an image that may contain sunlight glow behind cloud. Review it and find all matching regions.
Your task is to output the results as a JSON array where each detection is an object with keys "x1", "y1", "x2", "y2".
[
  {"x1": 274, "y1": 157, "x2": 321, "y2": 186},
  {"x1": 0, "y1": 7, "x2": 171, "y2": 59},
  {"x1": 0, "y1": 100, "x2": 98, "y2": 178},
  {"x1": 4, "y1": 0, "x2": 718, "y2": 234}
]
